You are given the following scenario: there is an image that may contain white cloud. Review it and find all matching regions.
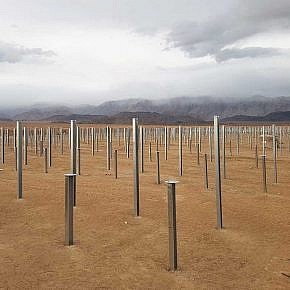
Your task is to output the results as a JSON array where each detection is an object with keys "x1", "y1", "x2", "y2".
[{"x1": 0, "y1": 0, "x2": 290, "y2": 106}]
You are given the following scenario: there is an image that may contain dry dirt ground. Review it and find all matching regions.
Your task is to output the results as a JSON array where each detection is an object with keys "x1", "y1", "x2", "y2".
[{"x1": 0, "y1": 123, "x2": 289, "y2": 289}]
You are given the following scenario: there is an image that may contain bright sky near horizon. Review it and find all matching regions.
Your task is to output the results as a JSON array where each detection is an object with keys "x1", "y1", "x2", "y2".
[{"x1": 1, "y1": 0, "x2": 290, "y2": 106}]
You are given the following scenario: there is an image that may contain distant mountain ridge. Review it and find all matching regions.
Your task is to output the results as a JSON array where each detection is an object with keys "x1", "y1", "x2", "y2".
[
  {"x1": 2, "y1": 95, "x2": 290, "y2": 122},
  {"x1": 43, "y1": 112, "x2": 204, "y2": 125},
  {"x1": 223, "y1": 111, "x2": 290, "y2": 122}
]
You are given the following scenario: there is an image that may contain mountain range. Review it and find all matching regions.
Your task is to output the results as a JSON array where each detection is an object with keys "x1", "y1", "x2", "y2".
[{"x1": 2, "y1": 95, "x2": 290, "y2": 123}]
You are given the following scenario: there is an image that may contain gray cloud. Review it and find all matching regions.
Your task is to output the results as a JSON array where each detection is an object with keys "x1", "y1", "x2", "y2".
[
  {"x1": 0, "y1": 41, "x2": 56, "y2": 63},
  {"x1": 215, "y1": 47, "x2": 284, "y2": 62},
  {"x1": 167, "y1": 0, "x2": 290, "y2": 61}
]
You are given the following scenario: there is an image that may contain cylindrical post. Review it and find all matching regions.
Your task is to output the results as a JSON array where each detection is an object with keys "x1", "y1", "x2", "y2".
[
  {"x1": 60, "y1": 128, "x2": 64, "y2": 155},
  {"x1": 40, "y1": 128, "x2": 44, "y2": 155},
  {"x1": 91, "y1": 127, "x2": 95, "y2": 156},
  {"x1": 262, "y1": 155, "x2": 267, "y2": 193},
  {"x1": 34, "y1": 127, "x2": 37, "y2": 155},
  {"x1": 178, "y1": 126, "x2": 183, "y2": 176},
  {"x1": 65, "y1": 173, "x2": 75, "y2": 246},
  {"x1": 149, "y1": 142, "x2": 152, "y2": 162},
  {"x1": 279, "y1": 127, "x2": 282, "y2": 156},
  {"x1": 274, "y1": 141, "x2": 278, "y2": 184},
  {"x1": 126, "y1": 128, "x2": 130, "y2": 159},
  {"x1": 48, "y1": 127, "x2": 52, "y2": 167},
  {"x1": 197, "y1": 143, "x2": 200, "y2": 165},
  {"x1": 255, "y1": 144, "x2": 259, "y2": 168},
  {"x1": 272, "y1": 125, "x2": 277, "y2": 184},
  {"x1": 214, "y1": 116, "x2": 223, "y2": 229},
  {"x1": 222, "y1": 125, "x2": 226, "y2": 179},
  {"x1": 164, "y1": 127, "x2": 168, "y2": 160},
  {"x1": 166, "y1": 180, "x2": 178, "y2": 272},
  {"x1": 16, "y1": 121, "x2": 23, "y2": 199},
  {"x1": 70, "y1": 120, "x2": 77, "y2": 207},
  {"x1": 237, "y1": 127, "x2": 240, "y2": 155},
  {"x1": 44, "y1": 148, "x2": 48, "y2": 173},
  {"x1": 140, "y1": 126, "x2": 144, "y2": 173},
  {"x1": 24, "y1": 127, "x2": 28, "y2": 165},
  {"x1": 198, "y1": 127, "x2": 201, "y2": 152},
  {"x1": 204, "y1": 153, "x2": 208, "y2": 189},
  {"x1": 39, "y1": 140, "x2": 44, "y2": 157},
  {"x1": 156, "y1": 151, "x2": 160, "y2": 184},
  {"x1": 77, "y1": 127, "x2": 81, "y2": 176},
  {"x1": 1, "y1": 127, "x2": 4, "y2": 164},
  {"x1": 209, "y1": 127, "x2": 213, "y2": 162},
  {"x1": 262, "y1": 126, "x2": 266, "y2": 156},
  {"x1": 106, "y1": 126, "x2": 111, "y2": 170},
  {"x1": 114, "y1": 149, "x2": 118, "y2": 179},
  {"x1": 133, "y1": 118, "x2": 140, "y2": 216}
]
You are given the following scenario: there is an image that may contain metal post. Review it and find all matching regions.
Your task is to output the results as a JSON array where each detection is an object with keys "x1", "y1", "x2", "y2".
[
  {"x1": 39, "y1": 140, "x2": 44, "y2": 157},
  {"x1": 1, "y1": 127, "x2": 5, "y2": 164},
  {"x1": 96, "y1": 130, "x2": 99, "y2": 152},
  {"x1": 65, "y1": 173, "x2": 75, "y2": 246},
  {"x1": 77, "y1": 127, "x2": 81, "y2": 176},
  {"x1": 237, "y1": 126, "x2": 240, "y2": 155},
  {"x1": 214, "y1": 116, "x2": 223, "y2": 229},
  {"x1": 114, "y1": 149, "x2": 118, "y2": 179},
  {"x1": 156, "y1": 151, "x2": 160, "y2": 184},
  {"x1": 262, "y1": 126, "x2": 265, "y2": 156},
  {"x1": 222, "y1": 125, "x2": 226, "y2": 179},
  {"x1": 178, "y1": 126, "x2": 183, "y2": 176},
  {"x1": 279, "y1": 127, "x2": 282, "y2": 156},
  {"x1": 140, "y1": 126, "x2": 144, "y2": 173},
  {"x1": 209, "y1": 127, "x2": 213, "y2": 162},
  {"x1": 262, "y1": 155, "x2": 267, "y2": 193},
  {"x1": 34, "y1": 128, "x2": 37, "y2": 155},
  {"x1": 164, "y1": 127, "x2": 168, "y2": 160},
  {"x1": 198, "y1": 127, "x2": 201, "y2": 152},
  {"x1": 133, "y1": 118, "x2": 140, "y2": 216},
  {"x1": 24, "y1": 127, "x2": 28, "y2": 165},
  {"x1": 106, "y1": 126, "x2": 111, "y2": 170},
  {"x1": 91, "y1": 127, "x2": 95, "y2": 156},
  {"x1": 197, "y1": 143, "x2": 200, "y2": 165},
  {"x1": 40, "y1": 128, "x2": 44, "y2": 155},
  {"x1": 274, "y1": 140, "x2": 278, "y2": 184},
  {"x1": 126, "y1": 128, "x2": 130, "y2": 159},
  {"x1": 7, "y1": 128, "x2": 9, "y2": 147},
  {"x1": 60, "y1": 128, "x2": 64, "y2": 155},
  {"x1": 70, "y1": 120, "x2": 77, "y2": 207},
  {"x1": 166, "y1": 180, "x2": 178, "y2": 272},
  {"x1": 48, "y1": 127, "x2": 52, "y2": 167},
  {"x1": 204, "y1": 153, "x2": 208, "y2": 189},
  {"x1": 255, "y1": 144, "x2": 259, "y2": 168},
  {"x1": 17, "y1": 121, "x2": 23, "y2": 199},
  {"x1": 44, "y1": 148, "x2": 48, "y2": 173}
]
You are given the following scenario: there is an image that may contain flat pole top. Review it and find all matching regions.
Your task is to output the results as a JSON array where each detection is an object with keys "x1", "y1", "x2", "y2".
[
  {"x1": 64, "y1": 173, "x2": 77, "y2": 177},
  {"x1": 165, "y1": 180, "x2": 179, "y2": 184}
]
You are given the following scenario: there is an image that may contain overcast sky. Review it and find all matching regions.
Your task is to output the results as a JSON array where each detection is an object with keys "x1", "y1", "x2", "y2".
[{"x1": 1, "y1": 0, "x2": 290, "y2": 106}]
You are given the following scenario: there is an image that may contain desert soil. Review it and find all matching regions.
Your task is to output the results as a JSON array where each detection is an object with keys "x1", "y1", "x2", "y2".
[{"x1": 0, "y1": 123, "x2": 289, "y2": 289}]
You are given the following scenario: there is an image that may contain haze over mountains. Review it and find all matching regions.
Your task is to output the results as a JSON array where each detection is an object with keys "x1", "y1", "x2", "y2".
[{"x1": 2, "y1": 95, "x2": 290, "y2": 123}]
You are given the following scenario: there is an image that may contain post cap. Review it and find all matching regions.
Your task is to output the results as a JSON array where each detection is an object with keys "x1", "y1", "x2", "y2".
[
  {"x1": 165, "y1": 180, "x2": 179, "y2": 184},
  {"x1": 64, "y1": 173, "x2": 77, "y2": 177}
]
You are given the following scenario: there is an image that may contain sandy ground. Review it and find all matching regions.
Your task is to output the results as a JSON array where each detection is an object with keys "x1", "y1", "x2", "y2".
[{"x1": 0, "y1": 123, "x2": 289, "y2": 289}]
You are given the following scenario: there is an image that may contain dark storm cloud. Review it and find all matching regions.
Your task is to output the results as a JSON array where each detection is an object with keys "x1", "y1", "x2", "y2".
[
  {"x1": 167, "y1": 0, "x2": 290, "y2": 61},
  {"x1": 0, "y1": 41, "x2": 56, "y2": 63}
]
